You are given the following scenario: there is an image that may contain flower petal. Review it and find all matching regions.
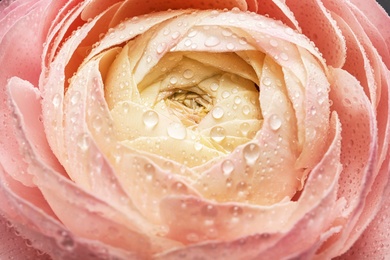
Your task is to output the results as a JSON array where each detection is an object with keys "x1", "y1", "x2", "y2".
[
  {"x1": 285, "y1": 0, "x2": 347, "y2": 68},
  {"x1": 157, "y1": 112, "x2": 343, "y2": 256}
]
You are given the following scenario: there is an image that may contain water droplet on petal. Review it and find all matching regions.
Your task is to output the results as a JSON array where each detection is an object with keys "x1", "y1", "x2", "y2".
[
  {"x1": 144, "y1": 163, "x2": 155, "y2": 181},
  {"x1": 171, "y1": 31, "x2": 180, "y2": 39},
  {"x1": 226, "y1": 43, "x2": 235, "y2": 50},
  {"x1": 171, "y1": 181, "x2": 187, "y2": 193},
  {"x1": 188, "y1": 30, "x2": 198, "y2": 38},
  {"x1": 262, "y1": 77, "x2": 271, "y2": 86},
  {"x1": 242, "y1": 105, "x2": 251, "y2": 115},
  {"x1": 243, "y1": 143, "x2": 260, "y2": 165},
  {"x1": 269, "y1": 114, "x2": 282, "y2": 131},
  {"x1": 183, "y1": 69, "x2": 194, "y2": 79},
  {"x1": 157, "y1": 42, "x2": 167, "y2": 54},
  {"x1": 52, "y1": 94, "x2": 61, "y2": 108},
  {"x1": 70, "y1": 91, "x2": 80, "y2": 105},
  {"x1": 210, "y1": 126, "x2": 226, "y2": 142},
  {"x1": 92, "y1": 115, "x2": 103, "y2": 132},
  {"x1": 240, "y1": 122, "x2": 250, "y2": 137},
  {"x1": 212, "y1": 106, "x2": 224, "y2": 119},
  {"x1": 167, "y1": 122, "x2": 187, "y2": 140},
  {"x1": 142, "y1": 110, "x2": 159, "y2": 128},
  {"x1": 77, "y1": 134, "x2": 90, "y2": 151},
  {"x1": 122, "y1": 102, "x2": 130, "y2": 114},
  {"x1": 222, "y1": 159, "x2": 234, "y2": 176},
  {"x1": 194, "y1": 141, "x2": 203, "y2": 151},
  {"x1": 222, "y1": 91, "x2": 230, "y2": 99},
  {"x1": 210, "y1": 82, "x2": 219, "y2": 91},
  {"x1": 270, "y1": 39, "x2": 278, "y2": 47},
  {"x1": 234, "y1": 96, "x2": 242, "y2": 105},
  {"x1": 280, "y1": 52, "x2": 289, "y2": 61},
  {"x1": 204, "y1": 36, "x2": 220, "y2": 47},
  {"x1": 229, "y1": 206, "x2": 243, "y2": 216},
  {"x1": 184, "y1": 39, "x2": 192, "y2": 47},
  {"x1": 56, "y1": 231, "x2": 75, "y2": 251},
  {"x1": 170, "y1": 77, "x2": 178, "y2": 85},
  {"x1": 201, "y1": 205, "x2": 218, "y2": 218}
]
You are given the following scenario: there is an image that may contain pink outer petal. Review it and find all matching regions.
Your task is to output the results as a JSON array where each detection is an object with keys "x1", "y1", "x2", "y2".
[
  {"x1": 349, "y1": 0, "x2": 390, "y2": 65},
  {"x1": 317, "y1": 68, "x2": 379, "y2": 257},
  {"x1": 0, "y1": 164, "x2": 140, "y2": 260},
  {"x1": 285, "y1": 0, "x2": 347, "y2": 68},
  {"x1": 339, "y1": 177, "x2": 390, "y2": 259},
  {"x1": 0, "y1": 214, "x2": 50, "y2": 260},
  {"x1": 0, "y1": 0, "x2": 51, "y2": 186},
  {"x1": 0, "y1": 0, "x2": 36, "y2": 40},
  {"x1": 4, "y1": 73, "x2": 155, "y2": 257},
  {"x1": 7, "y1": 78, "x2": 65, "y2": 175},
  {"x1": 347, "y1": 2, "x2": 390, "y2": 67}
]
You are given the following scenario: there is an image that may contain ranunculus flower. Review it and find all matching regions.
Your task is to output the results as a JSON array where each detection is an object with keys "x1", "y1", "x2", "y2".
[{"x1": 1, "y1": 0, "x2": 389, "y2": 259}]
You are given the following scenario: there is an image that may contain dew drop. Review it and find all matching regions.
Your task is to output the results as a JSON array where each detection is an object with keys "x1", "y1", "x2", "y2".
[
  {"x1": 236, "y1": 181, "x2": 248, "y2": 192},
  {"x1": 285, "y1": 27, "x2": 294, "y2": 35},
  {"x1": 142, "y1": 110, "x2": 159, "y2": 128},
  {"x1": 171, "y1": 181, "x2": 187, "y2": 193},
  {"x1": 234, "y1": 96, "x2": 242, "y2": 105},
  {"x1": 222, "y1": 91, "x2": 230, "y2": 99},
  {"x1": 188, "y1": 30, "x2": 198, "y2": 38},
  {"x1": 171, "y1": 31, "x2": 180, "y2": 39},
  {"x1": 240, "y1": 122, "x2": 250, "y2": 137},
  {"x1": 204, "y1": 36, "x2": 220, "y2": 47},
  {"x1": 157, "y1": 42, "x2": 167, "y2": 54},
  {"x1": 229, "y1": 206, "x2": 243, "y2": 216},
  {"x1": 201, "y1": 205, "x2": 218, "y2": 218},
  {"x1": 210, "y1": 126, "x2": 226, "y2": 142},
  {"x1": 280, "y1": 52, "x2": 289, "y2": 61},
  {"x1": 269, "y1": 39, "x2": 278, "y2": 47},
  {"x1": 169, "y1": 76, "x2": 178, "y2": 85},
  {"x1": 226, "y1": 178, "x2": 233, "y2": 188},
  {"x1": 242, "y1": 105, "x2": 251, "y2": 115},
  {"x1": 186, "y1": 233, "x2": 199, "y2": 242},
  {"x1": 262, "y1": 77, "x2": 272, "y2": 86},
  {"x1": 226, "y1": 43, "x2": 235, "y2": 50},
  {"x1": 183, "y1": 69, "x2": 194, "y2": 79},
  {"x1": 243, "y1": 143, "x2": 260, "y2": 165},
  {"x1": 144, "y1": 163, "x2": 155, "y2": 181},
  {"x1": 70, "y1": 91, "x2": 80, "y2": 105},
  {"x1": 52, "y1": 94, "x2": 61, "y2": 108},
  {"x1": 212, "y1": 106, "x2": 224, "y2": 119},
  {"x1": 269, "y1": 114, "x2": 282, "y2": 131},
  {"x1": 222, "y1": 29, "x2": 233, "y2": 37},
  {"x1": 194, "y1": 141, "x2": 203, "y2": 151},
  {"x1": 210, "y1": 82, "x2": 219, "y2": 91},
  {"x1": 57, "y1": 231, "x2": 75, "y2": 251},
  {"x1": 92, "y1": 115, "x2": 103, "y2": 132},
  {"x1": 77, "y1": 134, "x2": 90, "y2": 151},
  {"x1": 146, "y1": 55, "x2": 152, "y2": 63},
  {"x1": 122, "y1": 102, "x2": 130, "y2": 114},
  {"x1": 310, "y1": 106, "x2": 317, "y2": 115},
  {"x1": 167, "y1": 122, "x2": 187, "y2": 140},
  {"x1": 221, "y1": 159, "x2": 234, "y2": 176},
  {"x1": 184, "y1": 39, "x2": 192, "y2": 47}
]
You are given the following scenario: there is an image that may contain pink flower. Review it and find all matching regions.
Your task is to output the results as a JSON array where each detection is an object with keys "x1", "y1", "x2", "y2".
[{"x1": 1, "y1": 0, "x2": 389, "y2": 259}]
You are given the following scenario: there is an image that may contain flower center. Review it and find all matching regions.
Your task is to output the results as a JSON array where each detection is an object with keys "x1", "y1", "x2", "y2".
[{"x1": 164, "y1": 88, "x2": 213, "y2": 126}]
